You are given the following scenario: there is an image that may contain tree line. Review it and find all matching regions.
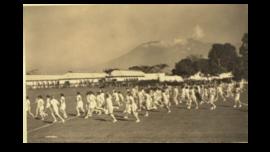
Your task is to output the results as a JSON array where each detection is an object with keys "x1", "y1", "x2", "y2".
[
  {"x1": 103, "y1": 33, "x2": 248, "y2": 81},
  {"x1": 172, "y1": 33, "x2": 248, "y2": 80}
]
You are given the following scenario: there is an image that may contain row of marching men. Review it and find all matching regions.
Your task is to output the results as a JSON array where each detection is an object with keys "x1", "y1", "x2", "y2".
[{"x1": 25, "y1": 80, "x2": 246, "y2": 123}]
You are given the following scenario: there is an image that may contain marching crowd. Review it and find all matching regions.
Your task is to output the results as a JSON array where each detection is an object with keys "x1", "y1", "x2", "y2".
[{"x1": 26, "y1": 80, "x2": 247, "y2": 124}]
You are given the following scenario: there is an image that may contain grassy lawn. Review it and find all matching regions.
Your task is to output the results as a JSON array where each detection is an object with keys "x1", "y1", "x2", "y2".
[{"x1": 26, "y1": 86, "x2": 248, "y2": 143}]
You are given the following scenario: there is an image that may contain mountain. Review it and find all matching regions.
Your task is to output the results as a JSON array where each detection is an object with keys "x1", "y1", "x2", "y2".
[{"x1": 97, "y1": 38, "x2": 212, "y2": 73}]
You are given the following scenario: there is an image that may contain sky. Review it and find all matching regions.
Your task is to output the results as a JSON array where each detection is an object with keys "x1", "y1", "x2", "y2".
[{"x1": 23, "y1": 4, "x2": 248, "y2": 74}]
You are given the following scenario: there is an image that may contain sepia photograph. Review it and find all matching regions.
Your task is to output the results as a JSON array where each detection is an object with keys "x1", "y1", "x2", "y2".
[{"x1": 23, "y1": 4, "x2": 248, "y2": 143}]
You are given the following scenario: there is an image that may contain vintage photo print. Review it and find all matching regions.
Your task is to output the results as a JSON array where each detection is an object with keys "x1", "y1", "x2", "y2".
[{"x1": 23, "y1": 4, "x2": 248, "y2": 143}]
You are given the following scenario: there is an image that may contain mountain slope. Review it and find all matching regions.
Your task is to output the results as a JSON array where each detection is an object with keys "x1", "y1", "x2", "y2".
[{"x1": 100, "y1": 38, "x2": 212, "y2": 72}]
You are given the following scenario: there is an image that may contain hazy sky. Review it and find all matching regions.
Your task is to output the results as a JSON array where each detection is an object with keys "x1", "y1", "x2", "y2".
[{"x1": 24, "y1": 4, "x2": 248, "y2": 74}]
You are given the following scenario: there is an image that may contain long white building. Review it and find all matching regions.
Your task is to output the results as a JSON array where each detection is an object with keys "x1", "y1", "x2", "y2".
[
  {"x1": 25, "y1": 70, "x2": 186, "y2": 89},
  {"x1": 107, "y1": 70, "x2": 145, "y2": 82}
]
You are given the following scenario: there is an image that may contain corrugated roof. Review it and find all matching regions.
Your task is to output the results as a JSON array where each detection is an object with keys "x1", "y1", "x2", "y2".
[
  {"x1": 26, "y1": 75, "x2": 61, "y2": 81},
  {"x1": 61, "y1": 73, "x2": 107, "y2": 79},
  {"x1": 110, "y1": 70, "x2": 145, "y2": 77},
  {"x1": 26, "y1": 73, "x2": 107, "y2": 81}
]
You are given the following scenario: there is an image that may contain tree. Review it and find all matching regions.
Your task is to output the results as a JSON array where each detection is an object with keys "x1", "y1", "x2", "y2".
[
  {"x1": 129, "y1": 65, "x2": 150, "y2": 73},
  {"x1": 193, "y1": 58, "x2": 210, "y2": 74},
  {"x1": 232, "y1": 56, "x2": 245, "y2": 81},
  {"x1": 239, "y1": 33, "x2": 248, "y2": 57},
  {"x1": 208, "y1": 43, "x2": 238, "y2": 74},
  {"x1": 26, "y1": 69, "x2": 39, "y2": 75},
  {"x1": 239, "y1": 33, "x2": 248, "y2": 80},
  {"x1": 128, "y1": 64, "x2": 169, "y2": 73},
  {"x1": 103, "y1": 68, "x2": 119, "y2": 74},
  {"x1": 173, "y1": 58, "x2": 197, "y2": 77}
]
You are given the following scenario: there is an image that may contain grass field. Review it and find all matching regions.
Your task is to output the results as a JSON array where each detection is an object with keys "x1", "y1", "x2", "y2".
[{"x1": 26, "y1": 86, "x2": 248, "y2": 143}]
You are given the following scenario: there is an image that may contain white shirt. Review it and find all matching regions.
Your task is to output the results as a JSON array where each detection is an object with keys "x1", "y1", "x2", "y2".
[
  {"x1": 129, "y1": 96, "x2": 136, "y2": 105},
  {"x1": 50, "y1": 99, "x2": 59, "y2": 110},
  {"x1": 119, "y1": 93, "x2": 124, "y2": 102},
  {"x1": 36, "y1": 99, "x2": 44, "y2": 108},
  {"x1": 190, "y1": 89, "x2": 196, "y2": 99},
  {"x1": 89, "y1": 94, "x2": 96, "y2": 103},
  {"x1": 76, "y1": 95, "x2": 82, "y2": 102},
  {"x1": 106, "y1": 96, "x2": 113, "y2": 107},
  {"x1": 60, "y1": 96, "x2": 65, "y2": 104},
  {"x1": 145, "y1": 94, "x2": 152, "y2": 102},
  {"x1": 113, "y1": 92, "x2": 119, "y2": 101},
  {"x1": 26, "y1": 99, "x2": 31, "y2": 107},
  {"x1": 174, "y1": 88, "x2": 179, "y2": 95},
  {"x1": 162, "y1": 93, "x2": 169, "y2": 103},
  {"x1": 138, "y1": 91, "x2": 144, "y2": 101},
  {"x1": 46, "y1": 98, "x2": 51, "y2": 108}
]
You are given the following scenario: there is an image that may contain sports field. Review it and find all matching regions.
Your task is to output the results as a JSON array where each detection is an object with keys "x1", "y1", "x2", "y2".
[{"x1": 26, "y1": 86, "x2": 248, "y2": 143}]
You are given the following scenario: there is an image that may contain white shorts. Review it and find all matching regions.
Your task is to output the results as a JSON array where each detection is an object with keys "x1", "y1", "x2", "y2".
[
  {"x1": 89, "y1": 102, "x2": 97, "y2": 109},
  {"x1": 39, "y1": 106, "x2": 44, "y2": 113},
  {"x1": 26, "y1": 105, "x2": 30, "y2": 111},
  {"x1": 145, "y1": 100, "x2": 151, "y2": 110},
  {"x1": 60, "y1": 104, "x2": 66, "y2": 111},
  {"x1": 131, "y1": 103, "x2": 137, "y2": 112},
  {"x1": 77, "y1": 101, "x2": 83, "y2": 109},
  {"x1": 125, "y1": 104, "x2": 131, "y2": 114},
  {"x1": 235, "y1": 94, "x2": 240, "y2": 101},
  {"x1": 192, "y1": 97, "x2": 197, "y2": 102},
  {"x1": 164, "y1": 99, "x2": 170, "y2": 105},
  {"x1": 107, "y1": 105, "x2": 114, "y2": 114},
  {"x1": 209, "y1": 96, "x2": 215, "y2": 103}
]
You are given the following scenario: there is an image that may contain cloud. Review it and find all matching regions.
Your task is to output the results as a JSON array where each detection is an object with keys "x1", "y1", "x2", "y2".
[{"x1": 192, "y1": 25, "x2": 205, "y2": 39}]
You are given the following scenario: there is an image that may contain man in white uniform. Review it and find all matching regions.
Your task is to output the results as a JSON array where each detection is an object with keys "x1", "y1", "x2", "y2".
[
  {"x1": 96, "y1": 91, "x2": 105, "y2": 115},
  {"x1": 85, "y1": 91, "x2": 97, "y2": 119},
  {"x1": 138, "y1": 89, "x2": 145, "y2": 111},
  {"x1": 144, "y1": 90, "x2": 153, "y2": 117},
  {"x1": 162, "y1": 90, "x2": 171, "y2": 113},
  {"x1": 76, "y1": 92, "x2": 85, "y2": 117},
  {"x1": 50, "y1": 96, "x2": 65, "y2": 123},
  {"x1": 26, "y1": 96, "x2": 34, "y2": 118},
  {"x1": 173, "y1": 87, "x2": 180, "y2": 105},
  {"x1": 189, "y1": 86, "x2": 199, "y2": 110},
  {"x1": 124, "y1": 92, "x2": 140, "y2": 123},
  {"x1": 233, "y1": 85, "x2": 242, "y2": 108},
  {"x1": 60, "y1": 93, "x2": 68, "y2": 118},
  {"x1": 112, "y1": 90, "x2": 121, "y2": 108},
  {"x1": 105, "y1": 93, "x2": 117, "y2": 123},
  {"x1": 35, "y1": 95, "x2": 47, "y2": 120},
  {"x1": 45, "y1": 95, "x2": 57, "y2": 122},
  {"x1": 209, "y1": 86, "x2": 217, "y2": 110}
]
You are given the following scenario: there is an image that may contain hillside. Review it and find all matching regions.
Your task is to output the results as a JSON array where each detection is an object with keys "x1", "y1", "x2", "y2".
[{"x1": 99, "y1": 38, "x2": 212, "y2": 72}]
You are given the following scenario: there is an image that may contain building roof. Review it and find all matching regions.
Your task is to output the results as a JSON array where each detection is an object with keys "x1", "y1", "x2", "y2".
[
  {"x1": 61, "y1": 73, "x2": 107, "y2": 79},
  {"x1": 162, "y1": 75, "x2": 184, "y2": 82},
  {"x1": 26, "y1": 73, "x2": 107, "y2": 81},
  {"x1": 110, "y1": 70, "x2": 145, "y2": 77},
  {"x1": 218, "y1": 72, "x2": 233, "y2": 79},
  {"x1": 26, "y1": 75, "x2": 61, "y2": 81},
  {"x1": 188, "y1": 72, "x2": 208, "y2": 80}
]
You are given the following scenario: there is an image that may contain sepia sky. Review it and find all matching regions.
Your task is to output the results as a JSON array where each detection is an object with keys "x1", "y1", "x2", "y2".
[{"x1": 23, "y1": 4, "x2": 248, "y2": 74}]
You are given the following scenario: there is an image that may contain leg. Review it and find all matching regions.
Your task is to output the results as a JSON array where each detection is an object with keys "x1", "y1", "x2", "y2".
[
  {"x1": 51, "y1": 111, "x2": 57, "y2": 123},
  {"x1": 35, "y1": 107, "x2": 39, "y2": 118},
  {"x1": 110, "y1": 114, "x2": 117, "y2": 123},
  {"x1": 28, "y1": 110, "x2": 35, "y2": 118},
  {"x1": 76, "y1": 106, "x2": 80, "y2": 116},
  {"x1": 194, "y1": 99, "x2": 199, "y2": 109},
  {"x1": 166, "y1": 104, "x2": 171, "y2": 113},
  {"x1": 210, "y1": 101, "x2": 216, "y2": 110},
  {"x1": 133, "y1": 111, "x2": 140, "y2": 123},
  {"x1": 55, "y1": 112, "x2": 65, "y2": 123},
  {"x1": 174, "y1": 97, "x2": 178, "y2": 105},
  {"x1": 63, "y1": 110, "x2": 68, "y2": 118}
]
